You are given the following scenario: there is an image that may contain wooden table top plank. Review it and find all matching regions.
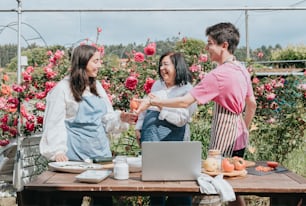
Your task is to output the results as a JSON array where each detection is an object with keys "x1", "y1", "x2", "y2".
[
  {"x1": 227, "y1": 172, "x2": 306, "y2": 193},
  {"x1": 23, "y1": 170, "x2": 306, "y2": 195}
]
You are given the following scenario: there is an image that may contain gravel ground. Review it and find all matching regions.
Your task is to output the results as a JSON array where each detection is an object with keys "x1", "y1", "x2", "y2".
[{"x1": 0, "y1": 181, "x2": 16, "y2": 206}]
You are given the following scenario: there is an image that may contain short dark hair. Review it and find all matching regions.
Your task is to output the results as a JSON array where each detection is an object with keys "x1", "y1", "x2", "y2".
[
  {"x1": 158, "y1": 52, "x2": 192, "y2": 86},
  {"x1": 205, "y1": 22, "x2": 240, "y2": 54}
]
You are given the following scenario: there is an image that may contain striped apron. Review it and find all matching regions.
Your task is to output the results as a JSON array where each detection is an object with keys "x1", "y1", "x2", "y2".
[{"x1": 209, "y1": 103, "x2": 240, "y2": 157}]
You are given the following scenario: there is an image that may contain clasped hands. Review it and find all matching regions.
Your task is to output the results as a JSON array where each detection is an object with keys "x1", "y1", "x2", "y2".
[{"x1": 134, "y1": 93, "x2": 161, "y2": 115}]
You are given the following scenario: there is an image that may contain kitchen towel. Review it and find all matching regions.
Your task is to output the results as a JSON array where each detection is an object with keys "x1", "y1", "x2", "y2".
[{"x1": 197, "y1": 173, "x2": 236, "y2": 202}]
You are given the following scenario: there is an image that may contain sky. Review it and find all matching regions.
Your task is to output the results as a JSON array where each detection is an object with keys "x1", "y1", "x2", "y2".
[{"x1": 0, "y1": 0, "x2": 306, "y2": 50}]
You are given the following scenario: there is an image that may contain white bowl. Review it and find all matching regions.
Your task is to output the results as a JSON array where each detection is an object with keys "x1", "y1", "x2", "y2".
[{"x1": 127, "y1": 156, "x2": 142, "y2": 172}]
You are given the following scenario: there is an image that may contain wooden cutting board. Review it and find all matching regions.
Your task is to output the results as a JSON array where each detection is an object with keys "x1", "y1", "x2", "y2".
[{"x1": 202, "y1": 168, "x2": 247, "y2": 177}]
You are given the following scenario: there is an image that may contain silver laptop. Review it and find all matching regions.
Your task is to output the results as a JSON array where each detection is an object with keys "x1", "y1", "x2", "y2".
[{"x1": 141, "y1": 141, "x2": 202, "y2": 181}]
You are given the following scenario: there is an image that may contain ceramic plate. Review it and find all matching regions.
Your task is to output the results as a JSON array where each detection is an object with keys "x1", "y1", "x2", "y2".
[
  {"x1": 75, "y1": 170, "x2": 112, "y2": 183},
  {"x1": 48, "y1": 161, "x2": 103, "y2": 173},
  {"x1": 127, "y1": 156, "x2": 142, "y2": 172}
]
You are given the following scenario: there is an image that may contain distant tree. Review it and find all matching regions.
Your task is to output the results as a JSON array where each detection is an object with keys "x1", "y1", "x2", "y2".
[
  {"x1": 174, "y1": 38, "x2": 206, "y2": 67},
  {"x1": 271, "y1": 44, "x2": 306, "y2": 68},
  {"x1": 234, "y1": 46, "x2": 247, "y2": 62},
  {"x1": 6, "y1": 45, "x2": 69, "y2": 72},
  {"x1": 0, "y1": 44, "x2": 17, "y2": 68}
]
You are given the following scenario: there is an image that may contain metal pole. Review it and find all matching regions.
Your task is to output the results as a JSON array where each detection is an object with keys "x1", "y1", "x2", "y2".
[
  {"x1": 13, "y1": 0, "x2": 24, "y2": 192},
  {"x1": 245, "y1": 10, "x2": 250, "y2": 60}
]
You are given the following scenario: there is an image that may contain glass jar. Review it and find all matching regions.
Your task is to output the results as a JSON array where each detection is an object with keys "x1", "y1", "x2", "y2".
[
  {"x1": 207, "y1": 149, "x2": 222, "y2": 173},
  {"x1": 113, "y1": 156, "x2": 129, "y2": 180}
]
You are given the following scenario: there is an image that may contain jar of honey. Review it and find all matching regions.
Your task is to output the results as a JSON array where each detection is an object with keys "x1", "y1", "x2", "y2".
[{"x1": 207, "y1": 149, "x2": 222, "y2": 172}]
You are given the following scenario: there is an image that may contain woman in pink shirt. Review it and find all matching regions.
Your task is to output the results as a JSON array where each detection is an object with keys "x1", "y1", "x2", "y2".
[{"x1": 137, "y1": 22, "x2": 256, "y2": 157}]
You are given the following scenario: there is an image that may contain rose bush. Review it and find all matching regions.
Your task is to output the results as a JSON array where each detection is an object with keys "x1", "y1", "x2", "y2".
[
  {"x1": 0, "y1": 48, "x2": 69, "y2": 145},
  {"x1": 0, "y1": 28, "x2": 304, "y2": 177},
  {"x1": 0, "y1": 29, "x2": 211, "y2": 147},
  {"x1": 244, "y1": 72, "x2": 305, "y2": 163}
]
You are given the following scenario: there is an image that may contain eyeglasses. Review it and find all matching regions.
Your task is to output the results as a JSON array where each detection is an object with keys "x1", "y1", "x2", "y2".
[{"x1": 160, "y1": 62, "x2": 173, "y2": 67}]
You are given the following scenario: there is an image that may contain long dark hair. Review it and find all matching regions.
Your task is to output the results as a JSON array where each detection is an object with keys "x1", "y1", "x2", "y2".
[
  {"x1": 70, "y1": 45, "x2": 99, "y2": 102},
  {"x1": 158, "y1": 52, "x2": 192, "y2": 86}
]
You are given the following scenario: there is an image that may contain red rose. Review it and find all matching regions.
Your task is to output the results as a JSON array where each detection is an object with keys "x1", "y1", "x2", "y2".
[
  {"x1": 125, "y1": 76, "x2": 139, "y2": 90},
  {"x1": 143, "y1": 78, "x2": 155, "y2": 94},
  {"x1": 0, "y1": 124, "x2": 10, "y2": 132},
  {"x1": 26, "y1": 121, "x2": 35, "y2": 132},
  {"x1": 101, "y1": 79, "x2": 111, "y2": 91},
  {"x1": 37, "y1": 116, "x2": 44, "y2": 124},
  {"x1": 9, "y1": 128, "x2": 17, "y2": 137},
  {"x1": 144, "y1": 43, "x2": 156, "y2": 56},
  {"x1": 0, "y1": 139, "x2": 10, "y2": 146}
]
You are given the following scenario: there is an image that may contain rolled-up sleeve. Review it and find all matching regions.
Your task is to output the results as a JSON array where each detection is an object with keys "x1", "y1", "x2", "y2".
[
  {"x1": 40, "y1": 83, "x2": 68, "y2": 161},
  {"x1": 97, "y1": 82, "x2": 129, "y2": 134}
]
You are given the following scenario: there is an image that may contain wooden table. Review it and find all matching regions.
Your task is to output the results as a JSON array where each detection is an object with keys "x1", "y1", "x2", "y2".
[{"x1": 17, "y1": 170, "x2": 306, "y2": 206}]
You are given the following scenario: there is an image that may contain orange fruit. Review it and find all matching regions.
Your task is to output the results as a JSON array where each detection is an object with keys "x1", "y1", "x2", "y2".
[{"x1": 130, "y1": 99, "x2": 140, "y2": 111}]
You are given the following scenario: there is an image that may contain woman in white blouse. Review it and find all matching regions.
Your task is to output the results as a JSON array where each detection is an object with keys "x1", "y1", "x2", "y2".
[
  {"x1": 135, "y1": 52, "x2": 197, "y2": 144},
  {"x1": 40, "y1": 45, "x2": 137, "y2": 163},
  {"x1": 135, "y1": 52, "x2": 197, "y2": 206}
]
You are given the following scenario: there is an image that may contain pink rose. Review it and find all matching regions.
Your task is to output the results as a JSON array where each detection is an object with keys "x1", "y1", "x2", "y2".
[
  {"x1": 189, "y1": 64, "x2": 200, "y2": 73},
  {"x1": 97, "y1": 27, "x2": 102, "y2": 33},
  {"x1": 36, "y1": 91, "x2": 47, "y2": 99},
  {"x1": 198, "y1": 54, "x2": 208, "y2": 63},
  {"x1": 45, "y1": 81, "x2": 56, "y2": 92},
  {"x1": 267, "y1": 117, "x2": 276, "y2": 124},
  {"x1": 257, "y1": 52, "x2": 264, "y2": 58},
  {"x1": 134, "y1": 52, "x2": 145, "y2": 63},
  {"x1": 264, "y1": 83, "x2": 273, "y2": 92},
  {"x1": 12, "y1": 84, "x2": 24, "y2": 93},
  {"x1": 252, "y1": 77, "x2": 260, "y2": 84},
  {"x1": 46, "y1": 50, "x2": 53, "y2": 56},
  {"x1": 35, "y1": 102, "x2": 46, "y2": 111},
  {"x1": 266, "y1": 93, "x2": 276, "y2": 101},
  {"x1": 26, "y1": 66, "x2": 34, "y2": 73},
  {"x1": 22, "y1": 71, "x2": 32, "y2": 82}
]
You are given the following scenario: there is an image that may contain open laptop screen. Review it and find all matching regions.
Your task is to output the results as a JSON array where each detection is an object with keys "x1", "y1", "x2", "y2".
[{"x1": 141, "y1": 141, "x2": 202, "y2": 181}]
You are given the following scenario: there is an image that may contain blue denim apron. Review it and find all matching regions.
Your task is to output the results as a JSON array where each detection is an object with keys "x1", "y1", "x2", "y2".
[
  {"x1": 140, "y1": 110, "x2": 186, "y2": 142},
  {"x1": 65, "y1": 95, "x2": 111, "y2": 161}
]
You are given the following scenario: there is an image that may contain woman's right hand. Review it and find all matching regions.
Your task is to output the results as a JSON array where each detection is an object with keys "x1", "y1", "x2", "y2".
[{"x1": 55, "y1": 153, "x2": 69, "y2": 162}]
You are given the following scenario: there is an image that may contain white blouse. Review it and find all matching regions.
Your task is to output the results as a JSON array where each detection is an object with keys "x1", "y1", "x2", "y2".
[
  {"x1": 135, "y1": 80, "x2": 197, "y2": 140},
  {"x1": 39, "y1": 76, "x2": 129, "y2": 161}
]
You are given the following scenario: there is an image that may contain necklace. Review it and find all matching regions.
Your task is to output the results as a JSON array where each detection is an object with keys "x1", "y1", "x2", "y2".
[{"x1": 223, "y1": 55, "x2": 236, "y2": 64}]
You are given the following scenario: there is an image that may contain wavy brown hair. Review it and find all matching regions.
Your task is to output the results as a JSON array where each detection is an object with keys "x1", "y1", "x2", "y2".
[{"x1": 70, "y1": 45, "x2": 99, "y2": 102}]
